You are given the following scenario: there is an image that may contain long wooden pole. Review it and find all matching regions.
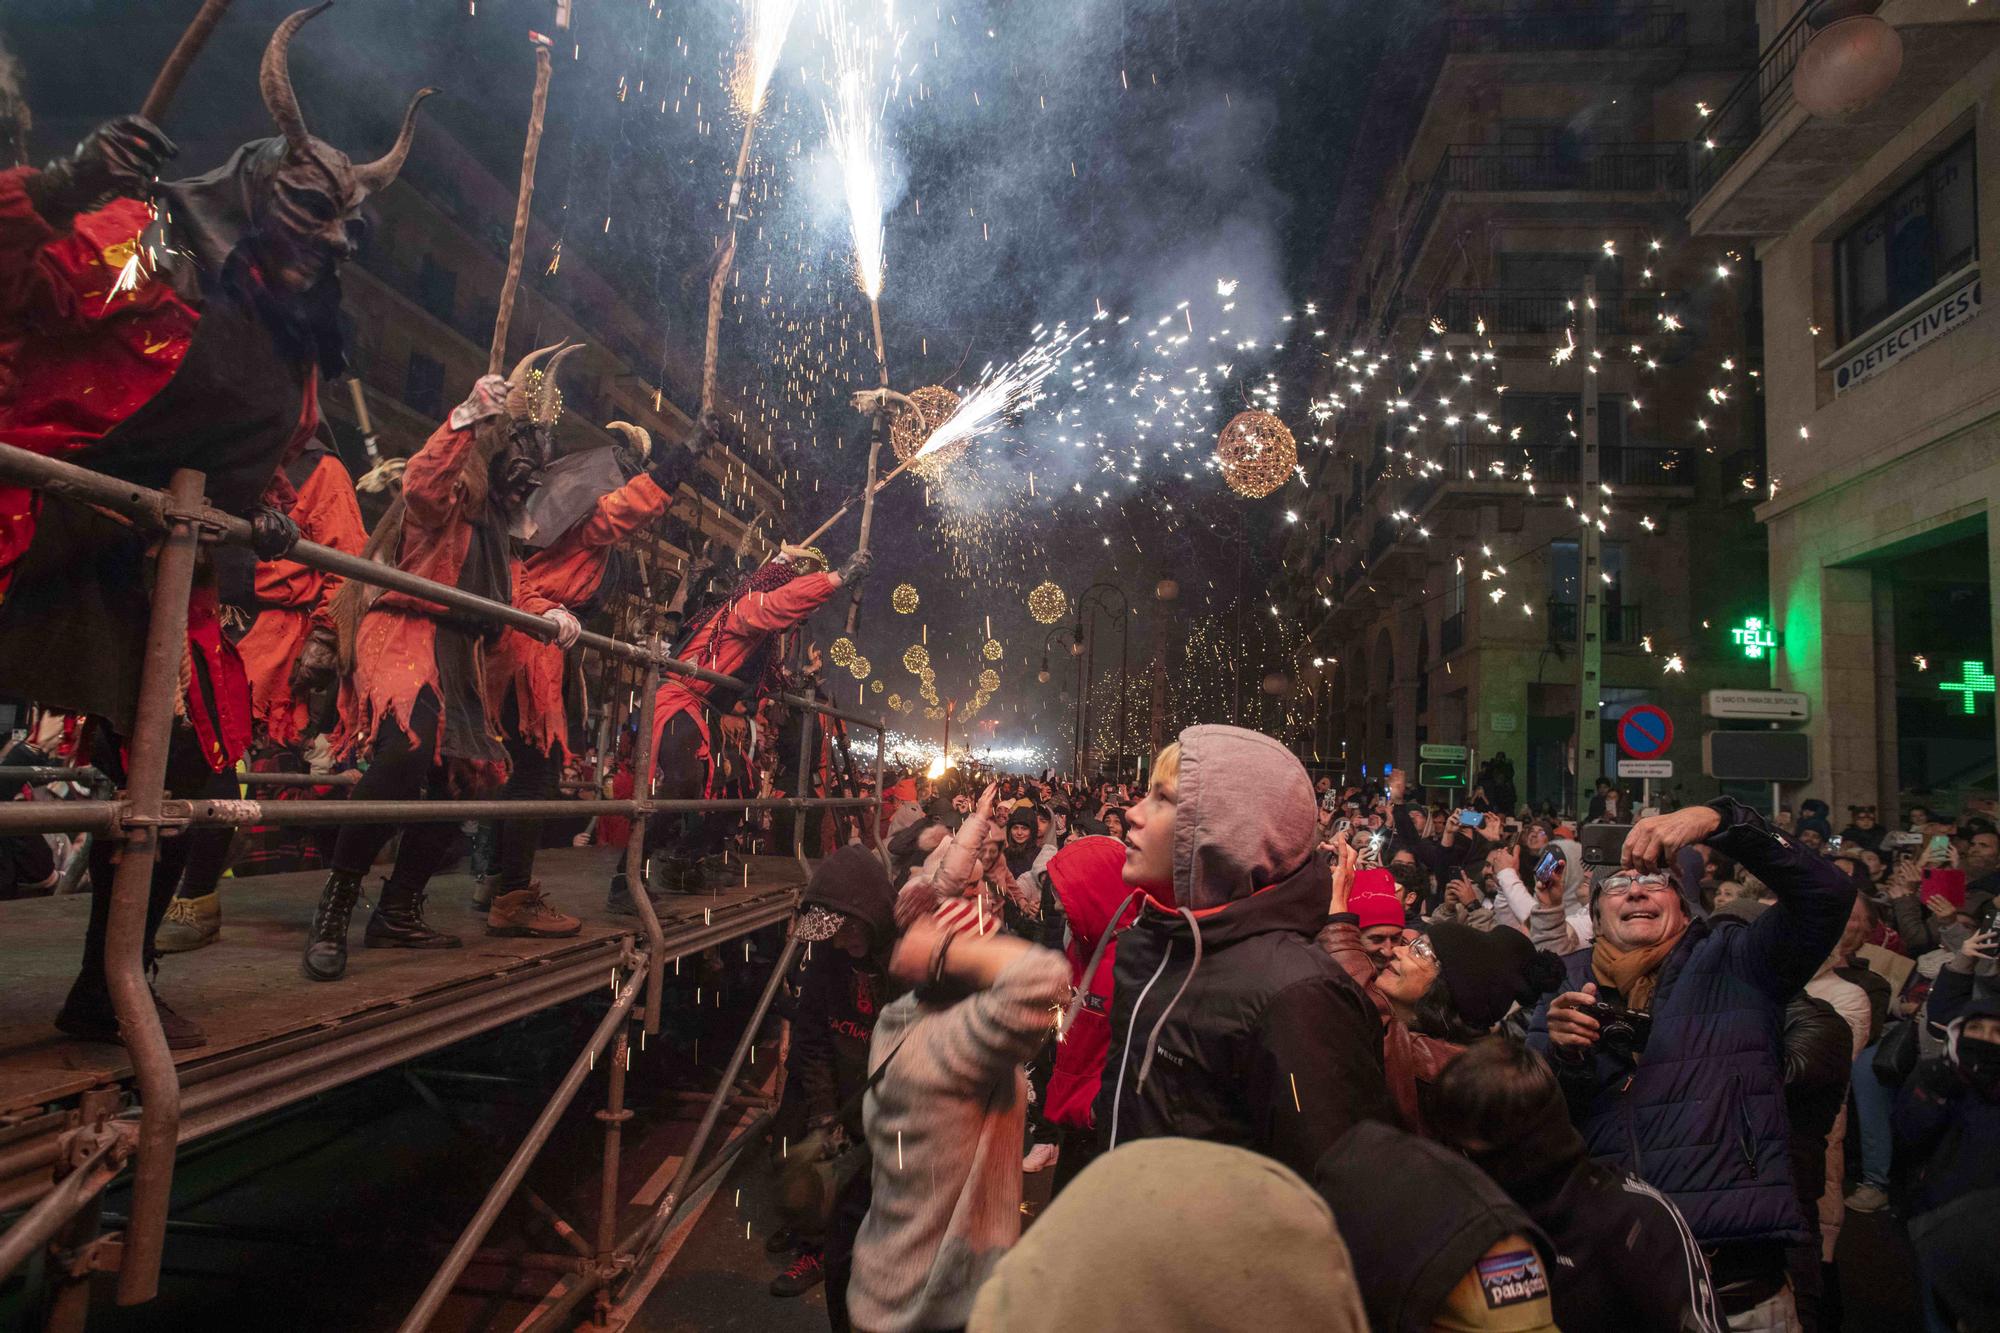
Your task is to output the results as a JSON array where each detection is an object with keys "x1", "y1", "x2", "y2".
[
  {"x1": 141, "y1": 0, "x2": 235, "y2": 123},
  {"x1": 698, "y1": 230, "x2": 737, "y2": 418},
  {"x1": 489, "y1": 34, "x2": 554, "y2": 376}
]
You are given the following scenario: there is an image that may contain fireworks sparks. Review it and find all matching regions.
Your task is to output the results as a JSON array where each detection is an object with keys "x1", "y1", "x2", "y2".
[
  {"x1": 730, "y1": 0, "x2": 798, "y2": 117},
  {"x1": 820, "y1": 0, "x2": 903, "y2": 302}
]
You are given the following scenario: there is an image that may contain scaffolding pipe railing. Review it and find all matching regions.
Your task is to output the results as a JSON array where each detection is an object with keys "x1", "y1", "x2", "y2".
[{"x1": 0, "y1": 442, "x2": 892, "y2": 1312}]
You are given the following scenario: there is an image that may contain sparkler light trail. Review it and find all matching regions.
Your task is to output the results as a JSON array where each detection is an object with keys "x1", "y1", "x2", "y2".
[
  {"x1": 820, "y1": 0, "x2": 905, "y2": 382},
  {"x1": 730, "y1": 0, "x2": 798, "y2": 121}
]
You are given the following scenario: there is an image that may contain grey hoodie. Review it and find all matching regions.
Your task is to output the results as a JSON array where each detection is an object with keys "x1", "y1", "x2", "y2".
[{"x1": 1172, "y1": 724, "x2": 1320, "y2": 909}]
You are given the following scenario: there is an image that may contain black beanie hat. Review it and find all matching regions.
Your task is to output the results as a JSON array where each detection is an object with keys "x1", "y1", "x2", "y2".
[
  {"x1": 1426, "y1": 923, "x2": 1567, "y2": 1031},
  {"x1": 1007, "y1": 806, "x2": 1038, "y2": 834}
]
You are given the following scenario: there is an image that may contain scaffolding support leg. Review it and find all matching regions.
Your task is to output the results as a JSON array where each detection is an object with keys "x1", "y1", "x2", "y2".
[
  {"x1": 585, "y1": 1022, "x2": 633, "y2": 1330},
  {"x1": 396, "y1": 959, "x2": 649, "y2": 1333},
  {"x1": 622, "y1": 933, "x2": 799, "y2": 1271},
  {"x1": 629, "y1": 649, "x2": 665, "y2": 1036},
  {"x1": 109, "y1": 467, "x2": 205, "y2": 1306}
]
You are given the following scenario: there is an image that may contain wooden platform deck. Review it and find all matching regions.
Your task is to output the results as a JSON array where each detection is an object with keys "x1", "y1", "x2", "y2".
[{"x1": 0, "y1": 848, "x2": 807, "y2": 1208}]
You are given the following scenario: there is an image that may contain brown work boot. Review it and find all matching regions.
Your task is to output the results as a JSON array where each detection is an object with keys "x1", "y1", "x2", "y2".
[
  {"x1": 486, "y1": 883, "x2": 582, "y2": 938},
  {"x1": 155, "y1": 891, "x2": 221, "y2": 954}
]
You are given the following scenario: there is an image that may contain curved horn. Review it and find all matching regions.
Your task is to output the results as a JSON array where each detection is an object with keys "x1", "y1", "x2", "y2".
[
  {"x1": 539, "y1": 343, "x2": 586, "y2": 421},
  {"x1": 605, "y1": 421, "x2": 653, "y2": 457},
  {"x1": 261, "y1": 3, "x2": 332, "y2": 155},
  {"x1": 506, "y1": 339, "x2": 567, "y2": 419},
  {"x1": 353, "y1": 87, "x2": 436, "y2": 194}
]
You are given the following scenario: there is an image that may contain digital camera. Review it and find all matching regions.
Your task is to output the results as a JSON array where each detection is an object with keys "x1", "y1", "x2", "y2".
[{"x1": 1584, "y1": 1000, "x2": 1653, "y2": 1059}]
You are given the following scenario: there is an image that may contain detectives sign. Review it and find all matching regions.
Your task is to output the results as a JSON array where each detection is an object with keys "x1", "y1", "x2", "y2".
[{"x1": 1834, "y1": 274, "x2": 1980, "y2": 394}]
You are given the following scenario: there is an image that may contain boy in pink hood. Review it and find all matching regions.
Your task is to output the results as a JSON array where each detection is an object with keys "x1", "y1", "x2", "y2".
[{"x1": 1094, "y1": 725, "x2": 1392, "y2": 1178}]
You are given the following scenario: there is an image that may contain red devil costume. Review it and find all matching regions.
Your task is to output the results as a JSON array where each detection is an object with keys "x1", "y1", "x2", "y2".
[
  {"x1": 236, "y1": 438, "x2": 367, "y2": 749},
  {"x1": 0, "y1": 6, "x2": 429, "y2": 1047},
  {"x1": 304, "y1": 359, "x2": 562, "y2": 984},
  {"x1": 616, "y1": 544, "x2": 868, "y2": 900}
]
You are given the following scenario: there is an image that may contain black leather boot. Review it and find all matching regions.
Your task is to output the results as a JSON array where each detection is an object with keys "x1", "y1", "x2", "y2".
[
  {"x1": 303, "y1": 870, "x2": 365, "y2": 982},
  {"x1": 607, "y1": 868, "x2": 667, "y2": 918},
  {"x1": 364, "y1": 879, "x2": 462, "y2": 950}
]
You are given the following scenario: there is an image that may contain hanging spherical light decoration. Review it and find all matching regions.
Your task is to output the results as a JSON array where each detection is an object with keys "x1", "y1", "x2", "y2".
[
  {"x1": 903, "y1": 644, "x2": 930, "y2": 673},
  {"x1": 848, "y1": 655, "x2": 872, "y2": 680},
  {"x1": 978, "y1": 668, "x2": 1001, "y2": 691},
  {"x1": 891, "y1": 583, "x2": 920, "y2": 614},
  {"x1": 982, "y1": 638, "x2": 1004, "y2": 661},
  {"x1": 889, "y1": 385, "x2": 964, "y2": 466},
  {"x1": 828, "y1": 637, "x2": 857, "y2": 668},
  {"x1": 1793, "y1": 6, "x2": 1903, "y2": 119},
  {"x1": 887, "y1": 693, "x2": 903, "y2": 710},
  {"x1": 870, "y1": 679, "x2": 884, "y2": 694},
  {"x1": 1027, "y1": 581, "x2": 1067, "y2": 624},
  {"x1": 1216, "y1": 410, "x2": 1297, "y2": 499},
  {"x1": 924, "y1": 706, "x2": 945, "y2": 721},
  {"x1": 1155, "y1": 577, "x2": 1180, "y2": 603}
]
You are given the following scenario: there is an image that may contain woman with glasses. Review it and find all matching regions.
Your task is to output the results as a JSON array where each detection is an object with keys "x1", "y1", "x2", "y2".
[{"x1": 1320, "y1": 837, "x2": 1565, "y2": 1134}]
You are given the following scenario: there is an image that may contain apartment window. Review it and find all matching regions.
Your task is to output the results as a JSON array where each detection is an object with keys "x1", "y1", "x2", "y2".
[
  {"x1": 1838, "y1": 134, "x2": 1977, "y2": 342},
  {"x1": 1549, "y1": 540, "x2": 1627, "y2": 604},
  {"x1": 403, "y1": 351, "x2": 445, "y2": 419},
  {"x1": 416, "y1": 255, "x2": 457, "y2": 325}
]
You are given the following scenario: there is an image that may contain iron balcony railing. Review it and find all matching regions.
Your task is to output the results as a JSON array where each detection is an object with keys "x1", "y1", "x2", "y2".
[
  {"x1": 1446, "y1": 5, "x2": 1688, "y2": 53},
  {"x1": 1437, "y1": 288, "x2": 1693, "y2": 338},
  {"x1": 1439, "y1": 440, "x2": 1697, "y2": 487},
  {"x1": 1400, "y1": 143, "x2": 1690, "y2": 280},
  {"x1": 1688, "y1": 1, "x2": 1816, "y2": 199}
]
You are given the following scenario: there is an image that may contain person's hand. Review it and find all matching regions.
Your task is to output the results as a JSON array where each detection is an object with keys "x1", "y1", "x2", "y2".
[
  {"x1": 1924, "y1": 893, "x2": 1960, "y2": 922},
  {"x1": 1960, "y1": 928, "x2": 1998, "y2": 962},
  {"x1": 834, "y1": 549, "x2": 873, "y2": 588},
  {"x1": 1887, "y1": 857, "x2": 1921, "y2": 899},
  {"x1": 250, "y1": 506, "x2": 302, "y2": 561},
  {"x1": 1487, "y1": 843, "x2": 1520, "y2": 877},
  {"x1": 541, "y1": 607, "x2": 582, "y2": 649},
  {"x1": 1446, "y1": 872, "x2": 1479, "y2": 908},
  {"x1": 1621, "y1": 804, "x2": 1723, "y2": 873},
  {"x1": 973, "y1": 782, "x2": 1000, "y2": 820},
  {"x1": 288, "y1": 624, "x2": 340, "y2": 693},
  {"x1": 26, "y1": 115, "x2": 177, "y2": 226},
  {"x1": 1326, "y1": 836, "x2": 1359, "y2": 914},
  {"x1": 1536, "y1": 867, "x2": 1570, "y2": 910},
  {"x1": 572, "y1": 832, "x2": 592, "y2": 847},
  {"x1": 1546, "y1": 983, "x2": 1601, "y2": 1051}
]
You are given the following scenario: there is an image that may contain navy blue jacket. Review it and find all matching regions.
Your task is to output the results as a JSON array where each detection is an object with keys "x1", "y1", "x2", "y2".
[{"x1": 1525, "y1": 800, "x2": 1856, "y2": 1250}]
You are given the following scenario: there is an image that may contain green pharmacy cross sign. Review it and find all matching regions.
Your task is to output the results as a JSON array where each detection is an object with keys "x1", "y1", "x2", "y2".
[
  {"x1": 1731, "y1": 616, "x2": 1780, "y2": 661},
  {"x1": 1941, "y1": 661, "x2": 1996, "y2": 714}
]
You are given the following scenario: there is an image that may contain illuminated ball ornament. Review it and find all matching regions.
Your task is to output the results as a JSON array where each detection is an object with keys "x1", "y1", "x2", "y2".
[
  {"x1": 1027, "y1": 581, "x2": 1067, "y2": 625},
  {"x1": 924, "y1": 706, "x2": 945, "y2": 721},
  {"x1": 891, "y1": 583, "x2": 920, "y2": 614},
  {"x1": 848, "y1": 655, "x2": 872, "y2": 680},
  {"x1": 828, "y1": 637, "x2": 857, "y2": 668},
  {"x1": 870, "y1": 679, "x2": 884, "y2": 694},
  {"x1": 1793, "y1": 7, "x2": 1903, "y2": 119},
  {"x1": 1216, "y1": 410, "x2": 1297, "y2": 499},
  {"x1": 890, "y1": 385, "x2": 965, "y2": 468},
  {"x1": 903, "y1": 645, "x2": 930, "y2": 673},
  {"x1": 887, "y1": 693, "x2": 903, "y2": 709},
  {"x1": 978, "y1": 668, "x2": 1000, "y2": 691},
  {"x1": 1155, "y1": 577, "x2": 1179, "y2": 603},
  {"x1": 982, "y1": 639, "x2": 1004, "y2": 661}
]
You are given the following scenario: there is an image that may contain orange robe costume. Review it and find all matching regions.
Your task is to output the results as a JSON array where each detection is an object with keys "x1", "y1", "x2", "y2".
[
  {"x1": 347, "y1": 419, "x2": 556, "y2": 765},
  {"x1": 487, "y1": 471, "x2": 672, "y2": 760},
  {"x1": 238, "y1": 449, "x2": 366, "y2": 748}
]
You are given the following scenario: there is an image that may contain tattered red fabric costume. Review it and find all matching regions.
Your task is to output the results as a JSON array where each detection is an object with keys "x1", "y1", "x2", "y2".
[
  {"x1": 488, "y1": 469, "x2": 673, "y2": 760},
  {"x1": 238, "y1": 445, "x2": 366, "y2": 748}
]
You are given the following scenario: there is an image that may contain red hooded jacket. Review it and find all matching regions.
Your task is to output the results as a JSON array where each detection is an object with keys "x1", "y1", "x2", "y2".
[{"x1": 1045, "y1": 835, "x2": 1165, "y2": 1130}]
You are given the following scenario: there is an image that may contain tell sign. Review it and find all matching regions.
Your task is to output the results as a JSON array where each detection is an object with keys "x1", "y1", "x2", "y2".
[{"x1": 1617, "y1": 705, "x2": 1674, "y2": 761}]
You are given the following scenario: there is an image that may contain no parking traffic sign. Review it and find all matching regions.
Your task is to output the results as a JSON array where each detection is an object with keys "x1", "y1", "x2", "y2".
[{"x1": 1617, "y1": 705, "x2": 1674, "y2": 761}]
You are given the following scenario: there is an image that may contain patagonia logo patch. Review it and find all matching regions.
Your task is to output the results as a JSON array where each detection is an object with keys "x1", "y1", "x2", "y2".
[{"x1": 1477, "y1": 1249, "x2": 1549, "y2": 1309}]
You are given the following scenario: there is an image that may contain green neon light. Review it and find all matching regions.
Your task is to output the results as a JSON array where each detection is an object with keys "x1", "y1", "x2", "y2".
[
  {"x1": 1731, "y1": 615, "x2": 1779, "y2": 661},
  {"x1": 1941, "y1": 660, "x2": 1996, "y2": 713}
]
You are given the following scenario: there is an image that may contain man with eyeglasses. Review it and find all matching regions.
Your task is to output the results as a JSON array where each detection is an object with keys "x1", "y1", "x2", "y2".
[{"x1": 1526, "y1": 800, "x2": 1855, "y2": 1333}]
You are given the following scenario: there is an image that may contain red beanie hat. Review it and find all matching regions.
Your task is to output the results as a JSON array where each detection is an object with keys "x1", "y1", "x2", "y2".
[{"x1": 1349, "y1": 868, "x2": 1404, "y2": 931}]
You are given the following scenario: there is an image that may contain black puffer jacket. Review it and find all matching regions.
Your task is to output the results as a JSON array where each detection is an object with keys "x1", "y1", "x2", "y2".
[{"x1": 1093, "y1": 853, "x2": 1390, "y2": 1179}]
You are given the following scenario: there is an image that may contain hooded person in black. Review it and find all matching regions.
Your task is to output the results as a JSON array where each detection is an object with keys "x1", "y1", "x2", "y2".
[
  {"x1": 1429, "y1": 1038, "x2": 1724, "y2": 1333},
  {"x1": 768, "y1": 845, "x2": 896, "y2": 1304},
  {"x1": 1314, "y1": 1120, "x2": 1559, "y2": 1333},
  {"x1": 1094, "y1": 726, "x2": 1391, "y2": 1180}
]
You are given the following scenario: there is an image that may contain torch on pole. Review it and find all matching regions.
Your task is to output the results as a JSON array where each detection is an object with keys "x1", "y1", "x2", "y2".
[{"x1": 489, "y1": 30, "x2": 555, "y2": 376}]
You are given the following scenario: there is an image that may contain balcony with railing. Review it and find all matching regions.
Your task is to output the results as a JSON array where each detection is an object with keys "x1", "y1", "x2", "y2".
[
  {"x1": 1689, "y1": 3, "x2": 2000, "y2": 237},
  {"x1": 1545, "y1": 598, "x2": 1645, "y2": 646},
  {"x1": 1435, "y1": 288, "x2": 1692, "y2": 339},
  {"x1": 1438, "y1": 439, "x2": 1697, "y2": 488},
  {"x1": 1401, "y1": 143, "x2": 1688, "y2": 279},
  {"x1": 1445, "y1": 4, "x2": 1687, "y2": 53}
]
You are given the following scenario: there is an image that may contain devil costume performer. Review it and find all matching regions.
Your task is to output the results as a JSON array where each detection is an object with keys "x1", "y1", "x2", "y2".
[
  {"x1": 483, "y1": 414, "x2": 714, "y2": 934},
  {"x1": 303, "y1": 356, "x2": 565, "y2": 983},
  {"x1": 617, "y1": 544, "x2": 871, "y2": 900},
  {"x1": 0, "y1": 6, "x2": 428, "y2": 1046}
]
